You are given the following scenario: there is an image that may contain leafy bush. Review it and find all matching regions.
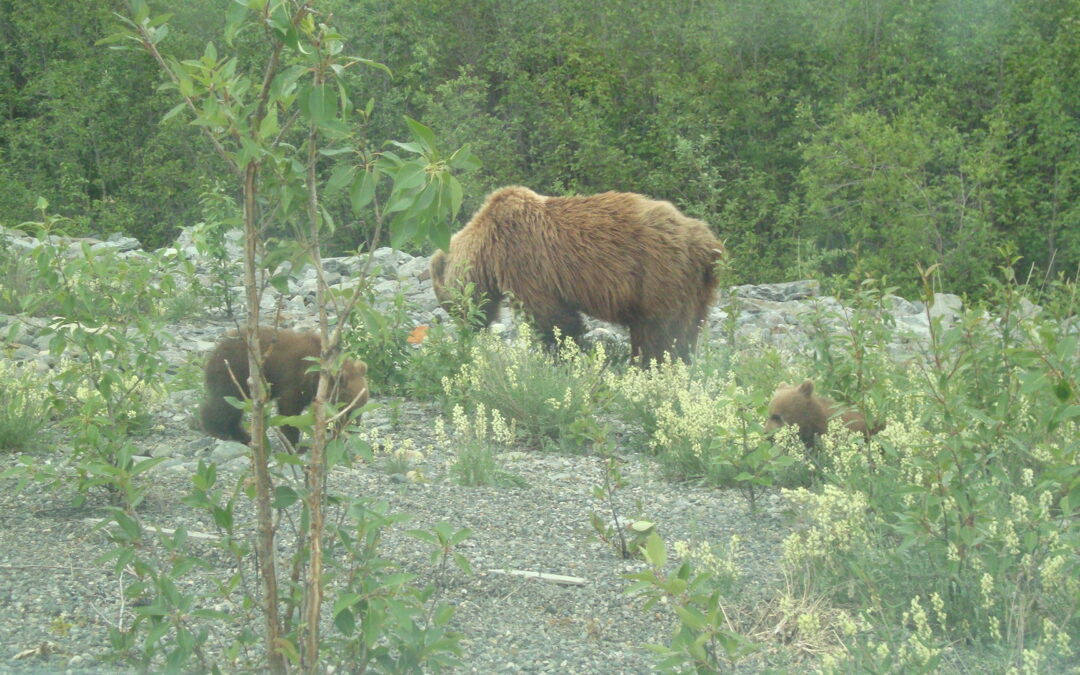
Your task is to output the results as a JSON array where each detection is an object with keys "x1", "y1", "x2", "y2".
[
  {"x1": 185, "y1": 182, "x2": 243, "y2": 319},
  {"x1": 605, "y1": 350, "x2": 807, "y2": 506},
  {"x1": 441, "y1": 327, "x2": 609, "y2": 451},
  {"x1": 439, "y1": 403, "x2": 522, "y2": 487},
  {"x1": 0, "y1": 240, "x2": 47, "y2": 315},
  {"x1": 2, "y1": 205, "x2": 173, "y2": 506},
  {"x1": 345, "y1": 286, "x2": 420, "y2": 396},
  {"x1": 626, "y1": 533, "x2": 758, "y2": 672},
  {"x1": 0, "y1": 360, "x2": 53, "y2": 450},
  {"x1": 109, "y1": 464, "x2": 465, "y2": 673},
  {"x1": 623, "y1": 269, "x2": 1078, "y2": 669},
  {"x1": 779, "y1": 271, "x2": 1080, "y2": 668}
]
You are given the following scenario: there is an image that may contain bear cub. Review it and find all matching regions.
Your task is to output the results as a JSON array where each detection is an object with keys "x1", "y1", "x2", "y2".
[
  {"x1": 765, "y1": 380, "x2": 878, "y2": 447},
  {"x1": 200, "y1": 326, "x2": 368, "y2": 446}
]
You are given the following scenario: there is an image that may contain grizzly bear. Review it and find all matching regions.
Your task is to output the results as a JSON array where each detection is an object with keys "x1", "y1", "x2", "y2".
[
  {"x1": 200, "y1": 326, "x2": 368, "y2": 446},
  {"x1": 429, "y1": 186, "x2": 725, "y2": 365},
  {"x1": 765, "y1": 380, "x2": 879, "y2": 447}
]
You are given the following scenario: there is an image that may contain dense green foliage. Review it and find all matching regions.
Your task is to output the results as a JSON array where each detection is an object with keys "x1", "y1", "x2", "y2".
[{"x1": 3, "y1": 0, "x2": 1078, "y2": 294}]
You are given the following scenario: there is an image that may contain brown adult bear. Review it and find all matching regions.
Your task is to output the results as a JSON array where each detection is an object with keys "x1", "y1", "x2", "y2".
[
  {"x1": 200, "y1": 326, "x2": 368, "y2": 446},
  {"x1": 765, "y1": 380, "x2": 879, "y2": 447},
  {"x1": 429, "y1": 186, "x2": 725, "y2": 364}
]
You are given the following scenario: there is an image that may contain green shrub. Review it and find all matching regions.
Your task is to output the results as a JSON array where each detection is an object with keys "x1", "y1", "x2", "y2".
[
  {"x1": 0, "y1": 243, "x2": 47, "y2": 315},
  {"x1": 440, "y1": 403, "x2": 523, "y2": 487},
  {"x1": 0, "y1": 360, "x2": 53, "y2": 450},
  {"x1": 779, "y1": 272, "x2": 1080, "y2": 668},
  {"x1": 345, "y1": 286, "x2": 417, "y2": 396},
  {"x1": 400, "y1": 281, "x2": 488, "y2": 399},
  {"x1": 626, "y1": 533, "x2": 758, "y2": 672},
  {"x1": 9, "y1": 205, "x2": 172, "y2": 507},
  {"x1": 441, "y1": 327, "x2": 609, "y2": 451}
]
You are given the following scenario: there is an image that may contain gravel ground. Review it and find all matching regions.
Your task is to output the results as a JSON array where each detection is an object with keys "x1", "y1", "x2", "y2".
[{"x1": 0, "y1": 397, "x2": 793, "y2": 674}]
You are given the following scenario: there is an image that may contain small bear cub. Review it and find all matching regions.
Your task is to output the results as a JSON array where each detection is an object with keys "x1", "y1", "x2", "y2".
[{"x1": 200, "y1": 326, "x2": 368, "y2": 447}]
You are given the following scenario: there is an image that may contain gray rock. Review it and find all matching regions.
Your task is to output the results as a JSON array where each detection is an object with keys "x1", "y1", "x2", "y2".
[
  {"x1": 1018, "y1": 297, "x2": 1041, "y2": 320},
  {"x1": 399, "y1": 255, "x2": 430, "y2": 279},
  {"x1": 211, "y1": 441, "x2": 248, "y2": 464},
  {"x1": 734, "y1": 279, "x2": 819, "y2": 302},
  {"x1": 895, "y1": 313, "x2": 931, "y2": 340},
  {"x1": 8, "y1": 344, "x2": 36, "y2": 361},
  {"x1": 884, "y1": 294, "x2": 921, "y2": 316},
  {"x1": 929, "y1": 292, "x2": 963, "y2": 325}
]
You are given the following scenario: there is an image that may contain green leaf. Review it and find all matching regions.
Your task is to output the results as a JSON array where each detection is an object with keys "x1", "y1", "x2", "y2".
[
  {"x1": 448, "y1": 144, "x2": 482, "y2": 171},
  {"x1": 389, "y1": 212, "x2": 420, "y2": 248},
  {"x1": 111, "y1": 509, "x2": 142, "y2": 541},
  {"x1": 132, "y1": 456, "x2": 168, "y2": 477},
  {"x1": 259, "y1": 104, "x2": 279, "y2": 140},
  {"x1": 454, "y1": 553, "x2": 473, "y2": 575},
  {"x1": 385, "y1": 190, "x2": 417, "y2": 216},
  {"x1": 406, "y1": 529, "x2": 439, "y2": 546},
  {"x1": 333, "y1": 593, "x2": 363, "y2": 614},
  {"x1": 674, "y1": 605, "x2": 708, "y2": 631},
  {"x1": 350, "y1": 170, "x2": 376, "y2": 215},
  {"x1": 406, "y1": 181, "x2": 438, "y2": 219},
  {"x1": 306, "y1": 84, "x2": 336, "y2": 125},
  {"x1": 644, "y1": 532, "x2": 666, "y2": 568},
  {"x1": 327, "y1": 164, "x2": 355, "y2": 195},
  {"x1": 356, "y1": 56, "x2": 392, "y2": 78},
  {"x1": 447, "y1": 174, "x2": 464, "y2": 219},
  {"x1": 269, "y1": 275, "x2": 291, "y2": 294},
  {"x1": 380, "y1": 572, "x2": 416, "y2": 589},
  {"x1": 334, "y1": 608, "x2": 356, "y2": 635},
  {"x1": 212, "y1": 505, "x2": 233, "y2": 531},
  {"x1": 272, "y1": 485, "x2": 299, "y2": 509},
  {"x1": 272, "y1": 411, "x2": 313, "y2": 431},
  {"x1": 404, "y1": 116, "x2": 438, "y2": 155},
  {"x1": 271, "y1": 64, "x2": 307, "y2": 101},
  {"x1": 394, "y1": 160, "x2": 428, "y2": 191},
  {"x1": 431, "y1": 221, "x2": 451, "y2": 254},
  {"x1": 319, "y1": 146, "x2": 354, "y2": 157},
  {"x1": 224, "y1": 2, "x2": 249, "y2": 44},
  {"x1": 388, "y1": 140, "x2": 424, "y2": 155},
  {"x1": 149, "y1": 23, "x2": 169, "y2": 45},
  {"x1": 320, "y1": 204, "x2": 335, "y2": 234},
  {"x1": 449, "y1": 527, "x2": 473, "y2": 546}
]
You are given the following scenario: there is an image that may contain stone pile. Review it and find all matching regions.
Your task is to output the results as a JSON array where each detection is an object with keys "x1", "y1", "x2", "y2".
[{"x1": 1, "y1": 224, "x2": 976, "y2": 370}]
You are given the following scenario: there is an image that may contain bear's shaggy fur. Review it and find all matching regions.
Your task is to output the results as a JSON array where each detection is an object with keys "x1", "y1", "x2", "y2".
[
  {"x1": 200, "y1": 326, "x2": 368, "y2": 446},
  {"x1": 765, "y1": 380, "x2": 877, "y2": 447},
  {"x1": 429, "y1": 186, "x2": 725, "y2": 364}
]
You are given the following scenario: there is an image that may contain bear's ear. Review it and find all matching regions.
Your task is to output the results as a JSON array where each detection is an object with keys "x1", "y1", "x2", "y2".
[{"x1": 798, "y1": 380, "x2": 815, "y2": 397}]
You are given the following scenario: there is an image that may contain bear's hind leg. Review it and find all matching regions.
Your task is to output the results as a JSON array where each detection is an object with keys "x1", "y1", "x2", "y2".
[{"x1": 201, "y1": 398, "x2": 251, "y2": 444}]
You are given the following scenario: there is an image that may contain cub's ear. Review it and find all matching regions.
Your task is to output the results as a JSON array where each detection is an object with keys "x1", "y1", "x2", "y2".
[{"x1": 798, "y1": 380, "x2": 815, "y2": 397}]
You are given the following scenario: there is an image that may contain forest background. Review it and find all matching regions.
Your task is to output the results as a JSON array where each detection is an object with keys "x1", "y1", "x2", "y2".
[{"x1": 1, "y1": 0, "x2": 1078, "y2": 296}]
